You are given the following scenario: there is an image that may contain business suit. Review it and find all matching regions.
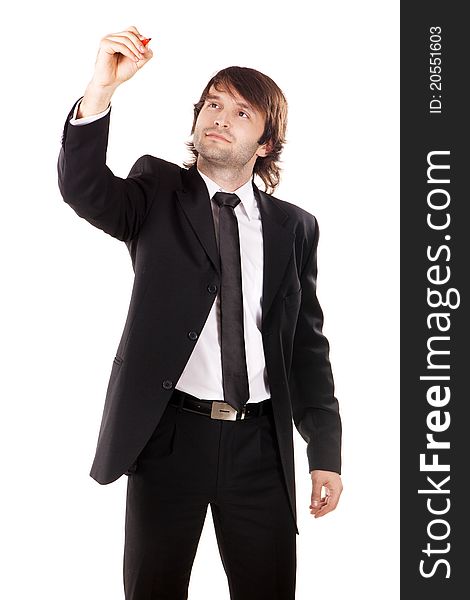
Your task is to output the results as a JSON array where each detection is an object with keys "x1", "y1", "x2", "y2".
[{"x1": 57, "y1": 96, "x2": 342, "y2": 595}]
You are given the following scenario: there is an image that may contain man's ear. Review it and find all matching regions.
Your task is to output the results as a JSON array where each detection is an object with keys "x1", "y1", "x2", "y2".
[{"x1": 257, "y1": 139, "x2": 273, "y2": 157}]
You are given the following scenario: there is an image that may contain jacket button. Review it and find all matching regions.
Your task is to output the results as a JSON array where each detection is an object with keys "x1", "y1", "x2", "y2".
[
  {"x1": 162, "y1": 380, "x2": 173, "y2": 390},
  {"x1": 207, "y1": 284, "x2": 218, "y2": 294},
  {"x1": 188, "y1": 331, "x2": 198, "y2": 341}
]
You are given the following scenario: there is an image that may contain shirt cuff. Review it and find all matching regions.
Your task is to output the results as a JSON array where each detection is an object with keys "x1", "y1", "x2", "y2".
[{"x1": 69, "y1": 99, "x2": 111, "y2": 126}]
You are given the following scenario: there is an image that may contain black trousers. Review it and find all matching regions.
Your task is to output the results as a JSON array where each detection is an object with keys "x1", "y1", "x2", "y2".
[{"x1": 123, "y1": 392, "x2": 296, "y2": 600}]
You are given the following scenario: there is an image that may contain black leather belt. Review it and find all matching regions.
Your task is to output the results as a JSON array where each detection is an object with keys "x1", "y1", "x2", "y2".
[{"x1": 170, "y1": 389, "x2": 272, "y2": 421}]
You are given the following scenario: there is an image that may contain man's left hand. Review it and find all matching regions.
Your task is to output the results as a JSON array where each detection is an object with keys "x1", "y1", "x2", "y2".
[{"x1": 309, "y1": 470, "x2": 343, "y2": 518}]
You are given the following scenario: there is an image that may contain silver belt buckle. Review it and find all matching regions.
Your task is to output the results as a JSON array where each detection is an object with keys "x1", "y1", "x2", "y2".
[{"x1": 211, "y1": 401, "x2": 245, "y2": 421}]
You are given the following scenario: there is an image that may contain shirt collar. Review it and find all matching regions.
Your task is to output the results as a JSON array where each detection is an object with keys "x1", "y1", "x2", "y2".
[{"x1": 197, "y1": 168, "x2": 259, "y2": 221}]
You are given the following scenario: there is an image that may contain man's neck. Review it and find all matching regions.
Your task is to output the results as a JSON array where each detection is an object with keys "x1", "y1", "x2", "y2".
[{"x1": 196, "y1": 157, "x2": 253, "y2": 192}]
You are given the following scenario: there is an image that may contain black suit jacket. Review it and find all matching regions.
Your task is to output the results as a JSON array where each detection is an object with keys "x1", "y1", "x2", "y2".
[{"x1": 57, "y1": 97, "x2": 342, "y2": 534}]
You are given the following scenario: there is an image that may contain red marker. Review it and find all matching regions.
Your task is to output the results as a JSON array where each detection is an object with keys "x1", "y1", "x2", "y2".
[{"x1": 141, "y1": 37, "x2": 152, "y2": 46}]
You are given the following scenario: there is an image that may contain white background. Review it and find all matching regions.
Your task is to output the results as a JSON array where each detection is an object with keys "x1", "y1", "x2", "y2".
[{"x1": 1, "y1": 1, "x2": 399, "y2": 598}]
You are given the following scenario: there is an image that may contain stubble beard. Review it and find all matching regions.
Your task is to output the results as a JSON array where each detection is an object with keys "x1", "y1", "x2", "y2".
[{"x1": 193, "y1": 129, "x2": 259, "y2": 171}]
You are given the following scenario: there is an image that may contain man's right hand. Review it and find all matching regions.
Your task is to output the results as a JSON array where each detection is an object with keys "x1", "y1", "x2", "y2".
[
  {"x1": 78, "y1": 25, "x2": 153, "y2": 118},
  {"x1": 91, "y1": 25, "x2": 153, "y2": 89}
]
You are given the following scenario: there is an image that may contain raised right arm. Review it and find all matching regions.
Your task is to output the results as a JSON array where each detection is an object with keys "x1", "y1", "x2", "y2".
[
  {"x1": 57, "y1": 97, "x2": 156, "y2": 242},
  {"x1": 57, "y1": 26, "x2": 156, "y2": 242}
]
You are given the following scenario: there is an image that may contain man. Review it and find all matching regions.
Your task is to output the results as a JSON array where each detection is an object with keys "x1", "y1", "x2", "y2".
[{"x1": 57, "y1": 25, "x2": 343, "y2": 600}]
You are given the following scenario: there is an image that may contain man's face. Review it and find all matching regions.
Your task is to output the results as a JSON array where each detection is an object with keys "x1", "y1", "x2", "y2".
[{"x1": 192, "y1": 84, "x2": 271, "y2": 171}]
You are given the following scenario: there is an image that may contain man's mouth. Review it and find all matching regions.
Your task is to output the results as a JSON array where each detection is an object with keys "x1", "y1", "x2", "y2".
[{"x1": 205, "y1": 132, "x2": 231, "y2": 142}]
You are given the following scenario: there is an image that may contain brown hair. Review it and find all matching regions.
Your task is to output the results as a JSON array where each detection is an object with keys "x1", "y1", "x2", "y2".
[{"x1": 184, "y1": 66, "x2": 288, "y2": 194}]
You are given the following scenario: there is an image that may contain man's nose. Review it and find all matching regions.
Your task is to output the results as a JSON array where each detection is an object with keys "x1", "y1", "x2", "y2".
[{"x1": 214, "y1": 113, "x2": 230, "y2": 127}]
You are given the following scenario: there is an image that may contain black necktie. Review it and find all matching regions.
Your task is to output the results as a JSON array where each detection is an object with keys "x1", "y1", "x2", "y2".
[{"x1": 212, "y1": 192, "x2": 250, "y2": 412}]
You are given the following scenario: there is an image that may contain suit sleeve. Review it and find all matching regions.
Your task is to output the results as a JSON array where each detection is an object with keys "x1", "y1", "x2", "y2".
[
  {"x1": 289, "y1": 216, "x2": 342, "y2": 474},
  {"x1": 57, "y1": 97, "x2": 158, "y2": 242}
]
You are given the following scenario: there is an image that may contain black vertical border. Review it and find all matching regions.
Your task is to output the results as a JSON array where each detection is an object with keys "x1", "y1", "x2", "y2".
[{"x1": 401, "y1": 3, "x2": 468, "y2": 597}]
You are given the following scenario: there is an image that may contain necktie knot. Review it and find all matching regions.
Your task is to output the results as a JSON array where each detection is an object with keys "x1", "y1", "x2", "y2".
[{"x1": 213, "y1": 192, "x2": 241, "y2": 210}]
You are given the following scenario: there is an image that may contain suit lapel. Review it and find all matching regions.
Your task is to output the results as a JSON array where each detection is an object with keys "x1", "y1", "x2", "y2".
[
  {"x1": 176, "y1": 165, "x2": 221, "y2": 277},
  {"x1": 176, "y1": 165, "x2": 295, "y2": 328},
  {"x1": 254, "y1": 184, "x2": 295, "y2": 327}
]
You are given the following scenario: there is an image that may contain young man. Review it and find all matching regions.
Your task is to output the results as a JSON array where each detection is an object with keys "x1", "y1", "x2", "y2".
[{"x1": 57, "y1": 25, "x2": 342, "y2": 600}]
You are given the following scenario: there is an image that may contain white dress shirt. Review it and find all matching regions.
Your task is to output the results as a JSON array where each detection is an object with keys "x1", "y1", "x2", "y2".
[
  {"x1": 176, "y1": 171, "x2": 271, "y2": 402},
  {"x1": 70, "y1": 100, "x2": 271, "y2": 402}
]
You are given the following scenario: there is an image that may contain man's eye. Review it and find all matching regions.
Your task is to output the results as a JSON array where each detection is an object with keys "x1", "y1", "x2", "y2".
[
  {"x1": 208, "y1": 102, "x2": 219, "y2": 108},
  {"x1": 239, "y1": 111, "x2": 249, "y2": 118}
]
